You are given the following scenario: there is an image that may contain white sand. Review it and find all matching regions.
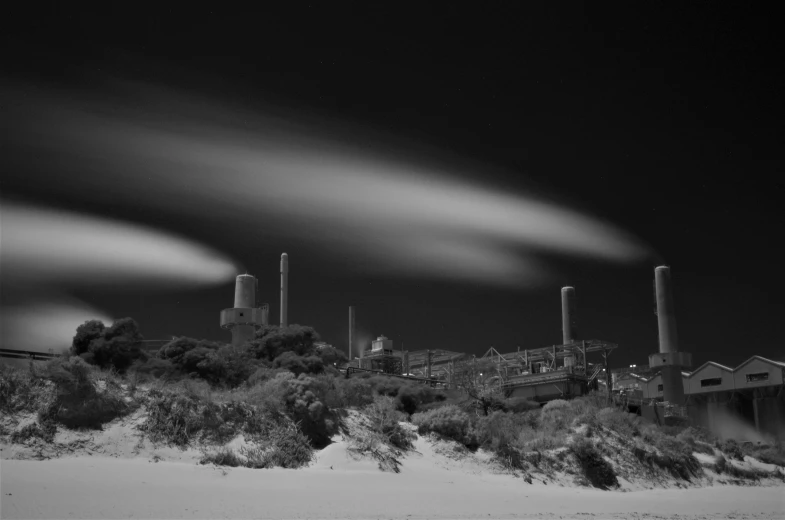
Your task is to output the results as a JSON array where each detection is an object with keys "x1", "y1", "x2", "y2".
[{"x1": 3, "y1": 437, "x2": 784, "y2": 520}]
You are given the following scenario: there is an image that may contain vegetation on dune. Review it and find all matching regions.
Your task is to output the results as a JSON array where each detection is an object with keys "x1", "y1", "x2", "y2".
[{"x1": 2, "y1": 317, "x2": 783, "y2": 481}]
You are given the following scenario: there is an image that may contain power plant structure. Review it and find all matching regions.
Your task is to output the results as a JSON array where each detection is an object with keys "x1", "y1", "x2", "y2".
[
  {"x1": 209, "y1": 256, "x2": 783, "y2": 443},
  {"x1": 648, "y1": 266, "x2": 692, "y2": 408},
  {"x1": 348, "y1": 306, "x2": 355, "y2": 361},
  {"x1": 280, "y1": 253, "x2": 289, "y2": 327},
  {"x1": 347, "y1": 284, "x2": 618, "y2": 401},
  {"x1": 220, "y1": 274, "x2": 269, "y2": 345}
]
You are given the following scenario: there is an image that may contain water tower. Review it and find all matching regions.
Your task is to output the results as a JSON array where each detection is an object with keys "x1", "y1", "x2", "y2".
[{"x1": 220, "y1": 274, "x2": 268, "y2": 345}]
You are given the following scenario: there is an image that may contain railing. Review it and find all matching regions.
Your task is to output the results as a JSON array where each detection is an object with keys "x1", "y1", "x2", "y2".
[
  {"x1": 0, "y1": 348, "x2": 59, "y2": 361},
  {"x1": 586, "y1": 365, "x2": 604, "y2": 384},
  {"x1": 344, "y1": 366, "x2": 440, "y2": 386}
]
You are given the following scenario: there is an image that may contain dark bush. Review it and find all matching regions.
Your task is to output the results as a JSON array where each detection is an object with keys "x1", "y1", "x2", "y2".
[
  {"x1": 718, "y1": 439, "x2": 744, "y2": 461},
  {"x1": 158, "y1": 337, "x2": 221, "y2": 364},
  {"x1": 280, "y1": 374, "x2": 334, "y2": 448},
  {"x1": 272, "y1": 351, "x2": 324, "y2": 376},
  {"x1": 39, "y1": 357, "x2": 131, "y2": 429},
  {"x1": 316, "y1": 345, "x2": 348, "y2": 367},
  {"x1": 198, "y1": 346, "x2": 261, "y2": 387},
  {"x1": 396, "y1": 383, "x2": 438, "y2": 415},
  {"x1": 249, "y1": 325, "x2": 321, "y2": 362},
  {"x1": 571, "y1": 438, "x2": 618, "y2": 489},
  {"x1": 71, "y1": 318, "x2": 145, "y2": 372}
]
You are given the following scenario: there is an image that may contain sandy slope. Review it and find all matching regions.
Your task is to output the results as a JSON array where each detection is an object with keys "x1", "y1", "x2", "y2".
[{"x1": 3, "y1": 433, "x2": 785, "y2": 520}]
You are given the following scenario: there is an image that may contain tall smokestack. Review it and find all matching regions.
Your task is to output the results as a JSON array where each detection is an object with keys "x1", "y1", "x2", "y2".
[
  {"x1": 654, "y1": 266, "x2": 678, "y2": 353},
  {"x1": 561, "y1": 286, "x2": 577, "y2": 368},
  {"x1": 561, "y1": 286, "x2": 577, "y2": 345},
  {"x1": 348, "y1": 306, "x2": 355, "y2": 361},
  {"x1": 280, "y1": 253, "x2": 288, "y2": 327},
  {"x1": 649, "y1": 265, "x2": 691, "y2": 406}
]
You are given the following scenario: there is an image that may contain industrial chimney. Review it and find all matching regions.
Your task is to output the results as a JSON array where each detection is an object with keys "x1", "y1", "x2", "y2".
[
  {"x1": 561, "y1": 286, "x2": 577, "y2": 367},
  {"x1": 280, "y1": 253, "x2": 289, "y2": 327},
  {"x1": 561, "y1": 286, "x2": 577, "y2": 344},
  {"x1": 648, "y1": 266, "x2": 692, "y2": 405},
  {"x1": 220, "y1": 274, "x2": 266, "y2": 345},
  {"x1": 348, "y1": 306, "x2": 355, "y2": 361}
]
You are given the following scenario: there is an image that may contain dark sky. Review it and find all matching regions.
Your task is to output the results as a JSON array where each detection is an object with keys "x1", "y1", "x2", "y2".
[{"x1": 2, "y1": 4, "x2": 783, "y2": 369}]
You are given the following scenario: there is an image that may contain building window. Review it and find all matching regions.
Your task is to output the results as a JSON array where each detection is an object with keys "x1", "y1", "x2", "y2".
[
  {"x1": 657, "y1": 384, "x2": 663, "y2": 392},
  {"x1": 746, "y1": 372, "x2": 769, "y2": 383},
  {"x1": 700, "y1": 378, "x2": 722, "y2": 387}
]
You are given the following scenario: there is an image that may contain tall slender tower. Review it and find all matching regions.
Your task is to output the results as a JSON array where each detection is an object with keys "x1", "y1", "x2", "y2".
[
  {"x1": 561, "y1": 286, "x2": 577, "y2": 367},
  {"x1": 280, "y1": 253, "x2": 289, "y2": 327},
  {"x1": 649, "y1": 266, "x2": 692, "y2": 405},
  {"x1": 348, "y1": 305, "x2": 355, "y2": 361},
  {"x1": 220, "y1": 274, "x2": 266, "y2": 345}
]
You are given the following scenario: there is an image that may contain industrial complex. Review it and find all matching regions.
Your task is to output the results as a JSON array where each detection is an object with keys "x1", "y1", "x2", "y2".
[
  {"x1": 3, "y1": 251, "x2": 781, "y2": 444},
  {"x1": 212, "y1": 255, "x2": 779, "y2": 442}
]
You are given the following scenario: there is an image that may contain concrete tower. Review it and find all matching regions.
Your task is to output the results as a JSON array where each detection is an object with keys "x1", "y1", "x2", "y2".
[
  {"x1": 561, "y1": 286, "x2": 577, "y2": 367},
  {"x1": 649, "y1": 266, "x2": 692, "y2": 405},
  {"x1": 280, "y1": 253, "x2": 289, "y2": 327},
  {"x1": 220, "y1": 274, "x2": 267, "y2": 345},
  {"x1": 348, "y1": 305, "x2": 355, "y2": 361}
]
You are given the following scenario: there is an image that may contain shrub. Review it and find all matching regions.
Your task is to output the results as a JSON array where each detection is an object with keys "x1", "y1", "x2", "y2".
[
  {"x1": 141, "y1": 391, "x2": 202, "y2": 446},
  {"x1": 249, "y1": 324, "x2": 321, "y2": 362},
  {"x1": 412, "y1": 405, "x2": 473, "y2": 446},
  {"x1": 364, "y1": 396, "x2": 414, "y2": 450},
  {"x1": 333, "y1": 376, "x2": 376, "y2": 408},
  {"x1": 200, "y1": 447, "x2": 243, "y2": 467},
  {"x1": 198, "y1": 346, "x2": 261, "y2": 388},
  {"x1": 280, "y1": 374, "x2": 334, "y2": 448},
  {"x1": 571, "y1": 437, "x2": 618, "y2": 489},
  {"x1": 130, "y1": 358, "x2": 181, "y2": 380},
  {"x1": 714, "y1": 454, "x2": 728, "y2": 473},
  {"x1": 502, "y1": 397, "x2": 540, "y2": 413},
  {"x1": 240, "y1": 419, "x2": 314, "y2": 469},
  {"x1": 748, "y1": 446, "x2": 785, "y2": 467},
  {"x1": 10, "y1": 421, "x2": 57, "y2": 444},
  {"x1": 272, "y1": 351, "x2": 324, "y2": 376},
  {"x1": 71, "y1": 318, "x2": 145, "y2": 372},
  {"x1": 0, "y1": 366, "x2": 55, "y2": 414},
  {"x1": 542, "y1": 399, "x2": 569, "y2": 412},
  {"x1": 42, "y1": 357, "x2": 131, "y2": 429},
  {"x1": 595, "y1": 408, "x2": 640, "y2": 437},
  {"x1": 718, "y1": 439, "x2": 744, "y2": 461},
  {"x1": 395, "y1": 383, "x2": 439, "y2": 415}
]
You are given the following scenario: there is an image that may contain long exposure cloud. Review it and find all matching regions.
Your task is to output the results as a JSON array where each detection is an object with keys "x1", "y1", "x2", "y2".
[
  {"x1": 0, "y1": 299, "x2": 114, "y2": 355},
  {"x1": 1, "y1": 201, "x2": 238, "y2": 287},
  {"x1": 1, "y1": 81, "x2": 651, "y2": 286}
]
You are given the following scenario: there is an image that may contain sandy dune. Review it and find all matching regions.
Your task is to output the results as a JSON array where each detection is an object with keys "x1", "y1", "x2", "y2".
[{"x1": 3, "y1": 435, "x2": 784, "y2": 520}]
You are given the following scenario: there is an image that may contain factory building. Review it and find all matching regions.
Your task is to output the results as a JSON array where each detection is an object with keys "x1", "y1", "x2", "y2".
[{"x1": 613, "y1": 355, "x2": 785, "y2": 442}]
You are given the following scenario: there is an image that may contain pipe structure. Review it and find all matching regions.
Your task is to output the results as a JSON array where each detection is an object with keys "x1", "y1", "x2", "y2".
[
  {"x1": 280, "y1": 253, "x2": 289, "y2": 327},
  {"x1": 561, "y1": 286, "x2": 577, "y2": 367},
  {"x1": 654, "y1": 266, "x2": 678, "y2": 353},
  {"x1": 648, "y1": 266, "x2": 692, "y2": 406},
  {"x1": 221, "y1": 274, "x2": 265, "y2": 346},
  {"x1": 348, "y1": 306, "x2": 355, "y2": 361},
  {"x1": 561, "y1": 286, "x2": 577, "y2": 344}
]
